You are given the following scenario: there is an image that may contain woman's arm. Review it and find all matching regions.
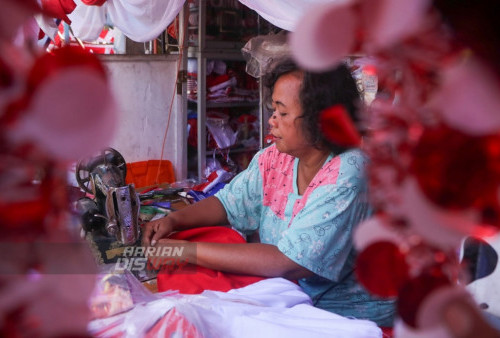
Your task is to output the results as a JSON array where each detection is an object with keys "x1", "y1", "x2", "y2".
[
  {"x1": 159, "y1": 239, "x2": 315, "y2": 280},
  {"x1": 142, "y1": 196, "x2": 229, "y2": 246}
]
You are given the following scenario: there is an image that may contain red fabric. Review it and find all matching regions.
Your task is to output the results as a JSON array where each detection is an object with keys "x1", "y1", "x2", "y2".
[
  {"x1": 167, "y1": 17, "x2": 179, "y2": 40},
  {"x1": 206, "y1": 74, "x2": 230, "y2": 88},
  {"x1": 192, "y1": 170, "x2": 219, "y2": 192},
  {"x1": 381, "y1": 327, "x2": 393, "y2": 338},
  {"x1": 81, "y1": 0, "x2": 106, "y2": 5},
  {"x1": 157, "y1": 226, "x2": 266, "y2": 294},
  {"x1": 145, "y1": 308, "x2": 202, "y2": 338},
  {"x1": 41, "y1": 0, "x2": 76, "y2": 24},
  {"x1": 27, "y1": 47, "x2": 106, "y2": 96}
]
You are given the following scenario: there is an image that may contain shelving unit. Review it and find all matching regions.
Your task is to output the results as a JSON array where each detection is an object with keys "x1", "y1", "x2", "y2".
[{"x1": 185, "y1": 0, "x2": 276, "y2": 180}]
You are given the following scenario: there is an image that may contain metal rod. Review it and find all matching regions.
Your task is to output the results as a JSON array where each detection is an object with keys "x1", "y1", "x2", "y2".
[{"x1": 197, "y1": 0, "x2": 207, "y2": 180}]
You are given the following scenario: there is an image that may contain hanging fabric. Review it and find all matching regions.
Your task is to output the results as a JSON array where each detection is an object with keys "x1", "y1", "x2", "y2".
[
  {"x1": 67, "y1": 0, "x2": 185, "y2": 42},
  {"x1": 67, "y1": 0, "x2": 106, "y2": 41},
  {"x1": 62, "y1": 0, "x2": 341, "y2": 43},
  {"x1": 238, "y1": 0, "x2": 337, "y2": 31}
]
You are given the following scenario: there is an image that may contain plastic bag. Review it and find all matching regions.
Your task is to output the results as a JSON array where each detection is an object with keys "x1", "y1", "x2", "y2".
[
  {"x1": 89, "y1": 265, "x2": 159, "y2": 320},
  {"x1": 88, "y1": 278, "x2": 382, "y2": 337},
  {"x1": 241, "y1": 31, "x2": 291, "y2": 78},
  {"x1": 205, "y1": 113, "x2": 238, "y2": 149}
]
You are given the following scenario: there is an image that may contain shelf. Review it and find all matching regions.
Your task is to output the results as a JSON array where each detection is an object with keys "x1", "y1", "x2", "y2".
[
  {"x1": 206, "y1": 146, "x2": 259, "y2": 154},
  {"x1": 187, "y1": 47, "x2": 246, "y2": 60},
  {"x1": 187, "y1": 0, "x2": 266, "y2": 179},
  {"x1": 206, "y1": 101, "x2": 258, "y2": 108},
  {"x1": 191, "y1": 40, "x2": 245, "y2": 49},
  {"x1": 188, "y1": 100, "x2": 258, "y2": 109}
]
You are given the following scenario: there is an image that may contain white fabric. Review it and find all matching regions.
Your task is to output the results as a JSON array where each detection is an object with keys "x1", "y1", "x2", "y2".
[
  {"x1": 238, "y1": 0, "x2": 342, "y2": 31},
  {"x1": 106, "y1": 0, "x2": 184, "y2": 42},
  {"x1": 204, "y1": 279, "x2": 382, "y2": 337},
  {"x1": 35, "y1": 13, "x2": 60, "y2": 41},
  {"x1": 88, "y1": 278, "x2": 382, "y2": 337},
  {"x1": 67, "y1": 0, "x2": 185, "y2": 42},
  {"x1": 66, "y1": 0, "x2": 346, "y2": 43},
  {"x1": 67, "y1": 0, "x2": 106, "y2": 42}
]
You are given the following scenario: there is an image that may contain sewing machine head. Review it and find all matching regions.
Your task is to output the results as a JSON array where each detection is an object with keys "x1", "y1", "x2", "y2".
[{"x1": 75, "y1": 148, "x2": 140, "y2": 246}]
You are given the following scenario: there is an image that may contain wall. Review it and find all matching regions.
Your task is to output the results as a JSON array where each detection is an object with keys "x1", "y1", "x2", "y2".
[{"x1": 101, "y1": 55, "x2": 187, "y2": 182}]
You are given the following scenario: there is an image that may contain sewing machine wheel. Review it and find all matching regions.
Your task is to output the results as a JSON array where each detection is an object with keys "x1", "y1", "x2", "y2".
[{"x1": 76, "y1": 148, "x2": 127, "y2": 194}]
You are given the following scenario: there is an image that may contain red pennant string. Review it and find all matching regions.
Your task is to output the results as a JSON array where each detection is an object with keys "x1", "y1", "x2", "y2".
[
  {"x1": 0, "y1": 57, "x2": 13, "y2": 88},
  {"x1": 397, "y1": 268, "x2": 451, "y2": 328},
  {"x1": 27, "y1": 46, "x2": 106, "y2": 96},
  {"x1": 355, "y1": 241, "x2": 409, "y2": 298},
  {"x1": 411, "y1": 124, "x2": 500, "y2": 226}
]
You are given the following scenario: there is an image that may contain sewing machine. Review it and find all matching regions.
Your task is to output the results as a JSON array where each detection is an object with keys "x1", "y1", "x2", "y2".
[{"x1": 75, "y1": 148, "x2": 141, "y2": 249}]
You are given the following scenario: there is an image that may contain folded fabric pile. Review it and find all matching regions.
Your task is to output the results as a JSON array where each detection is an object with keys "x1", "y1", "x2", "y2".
[{"x1": 187, "y1": 59, "x2": 259, "y2": 103}]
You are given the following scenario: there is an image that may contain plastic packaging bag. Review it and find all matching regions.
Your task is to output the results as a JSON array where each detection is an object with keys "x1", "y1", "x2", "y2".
[
  {"x1": 89, "y1": 265, "x2": 159, "y2": 320},
  {"x1": 206, "y1": 113, "x2": 238, "y2": 149},
  {"x1": 241, "y1": 31, "x2": 291, "y2": 78}
]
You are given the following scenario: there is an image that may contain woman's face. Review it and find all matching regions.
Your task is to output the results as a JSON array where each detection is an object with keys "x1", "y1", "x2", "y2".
[{"x1": 268, "y1": 72, "x2": 310, "y2": 156}]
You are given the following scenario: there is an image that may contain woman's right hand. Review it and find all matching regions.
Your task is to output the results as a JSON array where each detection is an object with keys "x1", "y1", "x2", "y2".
[
  {"x1": 142, "y1": 216, "x2": 177, "y2": 247},
  {"x1": 141, "y1": 196, "x2": 229, "y2": 247}
]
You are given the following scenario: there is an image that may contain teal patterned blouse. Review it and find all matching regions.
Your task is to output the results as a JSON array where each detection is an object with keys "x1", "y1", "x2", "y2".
[{"x1": 215, "y1": 145, "x2": 395, "y2": 327}]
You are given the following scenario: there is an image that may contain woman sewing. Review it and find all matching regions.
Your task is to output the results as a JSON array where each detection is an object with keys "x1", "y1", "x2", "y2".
[{"x1": 143, "y1": 59, "x2": 395, "y2": 327}]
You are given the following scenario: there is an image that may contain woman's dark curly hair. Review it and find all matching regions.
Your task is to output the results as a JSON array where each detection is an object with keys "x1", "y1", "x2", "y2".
[{"x1": 264, "y1": 59, "x2": 361, "y2": 155}]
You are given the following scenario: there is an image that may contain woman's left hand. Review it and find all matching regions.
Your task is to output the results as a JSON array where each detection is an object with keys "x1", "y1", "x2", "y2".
[
  {"x1": 157, "y1": 238, "x2": 188, "y2": 244},
  {"x1": 146, "y1": 238, "x2": 195, "y2": 267}
]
